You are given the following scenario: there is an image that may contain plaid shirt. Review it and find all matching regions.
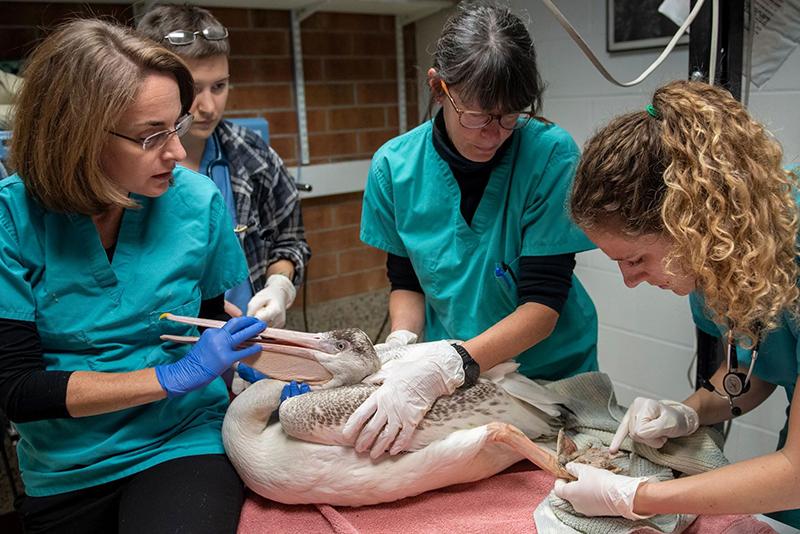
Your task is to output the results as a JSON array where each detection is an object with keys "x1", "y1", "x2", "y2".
[{"x1": 216, "y1": 120, "x2": 310, "y2": 291}]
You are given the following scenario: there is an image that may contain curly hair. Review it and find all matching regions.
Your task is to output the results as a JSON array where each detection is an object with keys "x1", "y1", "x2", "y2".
[{"x1": 570, "y1": 80, "x2": 799, "y2": 347}]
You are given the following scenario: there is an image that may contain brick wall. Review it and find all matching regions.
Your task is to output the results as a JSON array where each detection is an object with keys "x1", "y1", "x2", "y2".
[
  {"x1": 299, "y1": 192, "x2": 387, "y2": 307},
  {"x1": 223, "y1": 10, "x2": 419, "y2": 166},
  {"x1": 0, "y1": 2, "x2": 421, "y2": 304}
]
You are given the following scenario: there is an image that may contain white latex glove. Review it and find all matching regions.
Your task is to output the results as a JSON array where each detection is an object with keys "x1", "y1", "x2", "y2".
[
  {"x1": 373, "y1": 329, "x2": 418, "y2": 364},
  {"x1": 382, "y1": 329, "x2": 418, "y2": 348},
  {"x1": 246, "y1": 274, "x2": 296, "y2": 328},
  {"x1": 342, "y1": 340, "x2": 465, "y2": 458},
  {"x1": 554, "y1": 463, "x2": 655, "y2": 520},
  {"x1": 610, "y1": 398, "x2": 700, "y2": 454}
]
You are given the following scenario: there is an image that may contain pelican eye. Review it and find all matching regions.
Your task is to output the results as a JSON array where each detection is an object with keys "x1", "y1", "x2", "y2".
[{"x1": 334, "y1": 340, "x2": 349, "y2": 351}]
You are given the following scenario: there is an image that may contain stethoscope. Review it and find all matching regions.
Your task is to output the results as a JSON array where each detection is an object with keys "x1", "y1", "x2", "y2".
[
  {"x1": 205, "y1": 131, "x2": 230, "y2": 178},
  {"x1": 204, "y1": 132, "x2": 248, "y2": 235},
  {"x1": 700, "y1": 332, "x2": 760, "y2": 416}
]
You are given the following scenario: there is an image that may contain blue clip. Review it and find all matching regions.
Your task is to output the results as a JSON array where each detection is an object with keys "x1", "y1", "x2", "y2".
[{"x1": 494, "y1": 263, "x2": 512, "y2": 290}]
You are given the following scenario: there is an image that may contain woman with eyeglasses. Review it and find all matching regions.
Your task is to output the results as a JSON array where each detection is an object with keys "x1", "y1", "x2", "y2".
[
  {"x1": 554, "y1": 80, "x2": 800, "y2": 528},
  {"x1": 0, "y1": 19, "x2": 267, "y2": 532},
  {"x1": 137, "y1": 5, "x2": 310, "y2": 335},
  {"x1": 343, "y1": 3, "x2": 598, "y2": 458}
]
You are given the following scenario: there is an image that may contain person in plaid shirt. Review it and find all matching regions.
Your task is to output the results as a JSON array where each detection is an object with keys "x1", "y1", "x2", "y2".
[{"x1": 138, "y1": 4, "x2": 310, "y2": 327}]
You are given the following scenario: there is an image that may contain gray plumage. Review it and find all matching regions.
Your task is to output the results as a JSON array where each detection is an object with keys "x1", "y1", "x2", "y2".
[{"x1": 279, "y1": 373, "x2": 565, "y2": 450}]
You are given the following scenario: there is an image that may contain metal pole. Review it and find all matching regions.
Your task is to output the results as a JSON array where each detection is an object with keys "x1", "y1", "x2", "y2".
[
  {"x1": 689, "y1": 0, "x2": 746, "y2": 391},
  {"x1": 689, "y1": 0, "x2": 744, "y2": 97},
  {"x1": 395, "y1": 16, "x2": 407, "y2": 134},
  {"x1": 290, "y1": 10, "x2": 310, "y2": 165}
]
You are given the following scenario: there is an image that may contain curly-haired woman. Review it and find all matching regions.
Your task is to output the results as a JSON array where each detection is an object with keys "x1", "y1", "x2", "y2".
[{"x1": 555, "y1": 79, "x2": 800, "y2": 528}]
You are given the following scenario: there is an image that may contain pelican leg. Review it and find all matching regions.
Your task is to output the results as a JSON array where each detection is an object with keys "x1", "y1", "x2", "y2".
[{"x1": 485, "y1": 422, "x2": 575, "y2": 480}]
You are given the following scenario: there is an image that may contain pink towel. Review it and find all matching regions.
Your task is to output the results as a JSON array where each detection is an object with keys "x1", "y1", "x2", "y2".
[{"x1": 237, "y1": 462, "x2": 776, "y2": 533}]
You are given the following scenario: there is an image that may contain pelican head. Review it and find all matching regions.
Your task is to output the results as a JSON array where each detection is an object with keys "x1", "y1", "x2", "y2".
[
  {"x1": 244, "y1": 327, "x2": 380, "y2": 388},
  {"x1": 159, "y1": 314, "x2": 380, "y2": 388}
]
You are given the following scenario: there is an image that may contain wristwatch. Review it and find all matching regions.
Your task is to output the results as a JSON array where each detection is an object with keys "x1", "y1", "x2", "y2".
[{"x1": 451, "y1": 343, "x2": 480, "y2": 389}]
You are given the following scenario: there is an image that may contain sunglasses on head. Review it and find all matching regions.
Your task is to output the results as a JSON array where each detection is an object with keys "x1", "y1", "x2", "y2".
[{"x1": 164, "y1": 26, "x2": 228, "y2": 46}]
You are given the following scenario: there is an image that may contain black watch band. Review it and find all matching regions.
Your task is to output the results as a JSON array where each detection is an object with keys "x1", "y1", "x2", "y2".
[{"x1": 451, "y1": 343, "x2": 480, "y2": 389}]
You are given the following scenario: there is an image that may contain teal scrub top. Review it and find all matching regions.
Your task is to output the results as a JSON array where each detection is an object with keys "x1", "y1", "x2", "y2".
[
  {"x1": 361, "y1": 119, "x2": 598, "y2": 380},
  {"x1": 691, "y1": 293, "x2": 800, "y2": 528},
  {"x1": 0, "y1": 167, "x2": 248, "y2": 496},
  {"x1": 691, "y1": 294, "x2": 798, "y2": 437}
]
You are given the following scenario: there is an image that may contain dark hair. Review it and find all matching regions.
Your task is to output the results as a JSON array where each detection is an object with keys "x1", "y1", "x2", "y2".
[
  {"x1": 137, "y1": 4, "x2": 229, "y2": 58},
  {"x1": 430, "y1": 2, "x2": 544, "y2": 114},
  {"x1": 11, "y1": 18, "x2": 194, "y2": 215}
]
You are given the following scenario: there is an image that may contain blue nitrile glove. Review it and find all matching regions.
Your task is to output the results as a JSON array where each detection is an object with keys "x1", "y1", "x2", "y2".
[
  {"x1": 156, "y1": 316, "x2": 266, "y2": 397},
  {"x1": 237, "y1": 362, "x2": 268, "y2": 383},
  {"x1": 280, "y1": 380, "x2": 311, "y2": 403},
  {"x1": 234, "y1": 364, "x2": 310, "y2": 402},
  {"x1": 231, "y1": 361, "x2": 268, "y2": 395}
]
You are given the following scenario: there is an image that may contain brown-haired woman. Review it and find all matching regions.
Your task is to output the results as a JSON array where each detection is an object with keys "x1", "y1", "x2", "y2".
[
  {"x1": 555, "y1": 79, "x2": 800, "y2": 528},
  {"x1": 1, "y1": 19, "x2": 267, "y2": 532}
]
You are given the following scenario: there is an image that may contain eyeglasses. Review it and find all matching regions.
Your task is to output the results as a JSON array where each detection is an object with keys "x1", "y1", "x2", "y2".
[
  {"x1": 109, "y1": 114, "x2": 194, "y2": 151},
  {"x1": 164, "y1": 26, "x2": 229, "y2": 45},
  {"x1": 440, "y1": 80, "x2": 533, "y2": 130}
]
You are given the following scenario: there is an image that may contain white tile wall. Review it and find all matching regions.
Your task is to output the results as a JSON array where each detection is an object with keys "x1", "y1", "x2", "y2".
[{"x1": 415, "y1": 0, "x2": 799, "y2": 463}]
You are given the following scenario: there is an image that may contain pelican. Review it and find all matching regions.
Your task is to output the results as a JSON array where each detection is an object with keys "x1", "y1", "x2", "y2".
[{"x1": 162, "y1": 314, "x2": 572, "y2": 506}]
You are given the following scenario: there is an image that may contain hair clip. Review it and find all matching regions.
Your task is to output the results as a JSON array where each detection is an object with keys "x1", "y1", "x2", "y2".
[{"x1": 645, "y1": 104, "x2": 660, "y2": 119}]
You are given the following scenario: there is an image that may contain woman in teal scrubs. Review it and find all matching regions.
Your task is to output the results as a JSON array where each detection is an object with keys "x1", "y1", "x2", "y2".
[
  {"x1": 343, "y1": 4, "x2": 598, "y2": 459},
  {"x1": 1, "y1": 20, "x2": 266, "y2": 533},
  {"x1": 556, "y1": 80, "x2": 800, "y2": 527}
]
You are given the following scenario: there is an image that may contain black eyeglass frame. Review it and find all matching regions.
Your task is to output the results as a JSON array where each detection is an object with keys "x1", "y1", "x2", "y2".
[
  {"x1": 440, "y1": 80, "x2": 533, "y2": 131},
  {"x1": 163, "y1": 26, "x2": 229, "y2": 46},
  {"x1": 109, "y1": 113, "x2": 194, "y2": 151}
]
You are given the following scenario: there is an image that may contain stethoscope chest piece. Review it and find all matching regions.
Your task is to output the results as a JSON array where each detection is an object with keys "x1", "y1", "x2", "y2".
[
  {"x1": 702, "y1": 331, "x2": 759, "y2": 417},
  {"x1": 722, "y1": 371, "x2": 750, "y2": 397}
]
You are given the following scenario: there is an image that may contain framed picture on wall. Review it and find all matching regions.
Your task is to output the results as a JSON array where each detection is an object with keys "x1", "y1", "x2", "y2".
[{"x1": 607, "y1": 0, "x2": 689, "y2": 52}]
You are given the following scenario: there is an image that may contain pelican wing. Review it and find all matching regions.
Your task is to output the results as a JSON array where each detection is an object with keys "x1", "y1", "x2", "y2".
[{"x1": 498, "y1": 372, "x2": 567, "y2": 419}]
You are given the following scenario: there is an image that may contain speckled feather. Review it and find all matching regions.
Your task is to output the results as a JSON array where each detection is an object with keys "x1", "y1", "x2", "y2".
[{"x1": 279, "y1": 378, "x2": 562, "y2": 450}]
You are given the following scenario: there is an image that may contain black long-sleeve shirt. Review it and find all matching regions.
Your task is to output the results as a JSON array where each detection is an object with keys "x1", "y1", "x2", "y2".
[
  {"x1": 386, "y1": 110, "x2": 576, "y2": 314},
  {"x1": 0, "y1": 293, "x2": 226, "y2": 423}
]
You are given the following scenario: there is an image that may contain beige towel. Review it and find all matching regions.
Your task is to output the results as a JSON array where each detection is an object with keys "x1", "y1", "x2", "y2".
[{"x1": 540, "y1": 372, "x2": 728, "y2": 534}]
